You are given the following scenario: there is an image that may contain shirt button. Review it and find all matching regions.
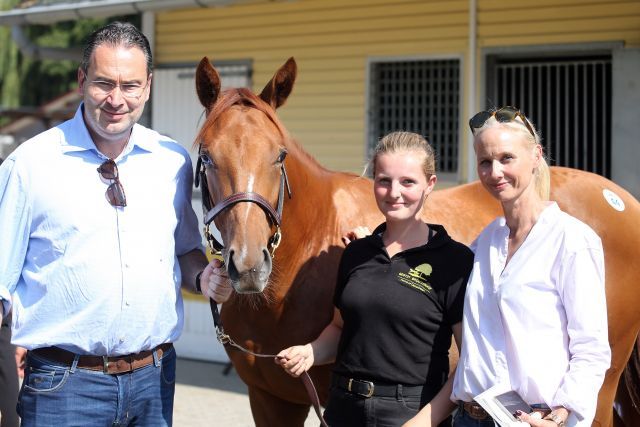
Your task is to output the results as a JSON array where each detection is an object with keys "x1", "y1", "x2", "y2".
[
  {"x1": 119, "y1": 337, "x2": 125, "y2": 343},
  {"x1": 125, "y1": 301, "x2": 130, "y2": 306}
]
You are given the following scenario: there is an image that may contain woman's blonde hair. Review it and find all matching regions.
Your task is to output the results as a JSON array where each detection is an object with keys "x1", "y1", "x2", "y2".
[
  {"x1": 473, "y1": 113, "x2": 550, "y2": 200},
  {"x1": 369, "y1": 131, "x2": 436, "y2": 179}
]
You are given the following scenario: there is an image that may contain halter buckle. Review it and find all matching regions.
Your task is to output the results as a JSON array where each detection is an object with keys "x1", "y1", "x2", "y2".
[
  {"x1": 269, "y1": 227, "x2": 282, "y2": 258},
  {"x1": 216, "y1": 327, "x2": 231, "y2": 345},
  {"x1": 203, "y1": 224, "x2": 221, "y2": 255}
]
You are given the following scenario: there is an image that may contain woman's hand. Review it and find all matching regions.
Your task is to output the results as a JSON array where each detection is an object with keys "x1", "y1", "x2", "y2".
[
  {"x1": 517, "y1": 407, "x2": 569, "y2": 427},
  {"x1": 341, "y1": 226, "x2": 371, "y2": 246},
  {"x1": 200, "y1": 257, "x2": 233, "y2": 304},
  {"x1": 275, "y1": 343, "x2": 314, "y2": 377}
]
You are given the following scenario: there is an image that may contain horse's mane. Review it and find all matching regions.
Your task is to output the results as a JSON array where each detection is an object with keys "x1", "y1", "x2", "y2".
[{"x1": 194, "y1": 87, "x2": 326, "y2": 172}]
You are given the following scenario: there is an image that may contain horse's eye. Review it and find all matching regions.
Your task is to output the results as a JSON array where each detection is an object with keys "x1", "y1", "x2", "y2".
[
  {"x1": 276, "y1": 149, "x2": 288, "y2": 164},
  {"x1": 200, "y1": 153, "x2": 214, "y2": 167}
]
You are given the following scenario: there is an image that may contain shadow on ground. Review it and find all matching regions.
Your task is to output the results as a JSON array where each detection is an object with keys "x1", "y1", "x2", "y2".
[{"x1": 176, "y1": 358, "x2": 247, "y2": 394}]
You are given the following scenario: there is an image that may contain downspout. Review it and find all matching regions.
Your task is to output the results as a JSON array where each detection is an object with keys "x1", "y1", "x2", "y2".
[
  {"x1": 466, "y1": 0, "x2": 477, "y2": 182},
  {"x1": 11, "y1": 25, "x2": 82, "y2": 61}
]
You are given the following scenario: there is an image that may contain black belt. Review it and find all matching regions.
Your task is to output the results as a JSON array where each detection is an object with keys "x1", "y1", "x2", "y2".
[{"x1": 332, "y1": 374, "x2": 423, "y2": 398}]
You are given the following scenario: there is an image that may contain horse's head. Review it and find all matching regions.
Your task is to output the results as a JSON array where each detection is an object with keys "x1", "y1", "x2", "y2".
[{"x1": 195, "y1": 56, "x2": 296, "y2": 294}]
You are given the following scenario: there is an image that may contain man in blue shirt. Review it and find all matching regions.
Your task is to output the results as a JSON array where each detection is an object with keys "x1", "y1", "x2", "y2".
[
  {"x1": 0, "y1": 156, "x2": 19, "y2": 427},
  {"x1": 0, "y1": 22, "x2": 229, "y2": 426}
]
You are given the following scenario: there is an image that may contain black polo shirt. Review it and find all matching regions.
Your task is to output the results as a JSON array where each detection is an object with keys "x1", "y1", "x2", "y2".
[{"x1": 333, "y1": 222, "x2": 473, "y2": 394}]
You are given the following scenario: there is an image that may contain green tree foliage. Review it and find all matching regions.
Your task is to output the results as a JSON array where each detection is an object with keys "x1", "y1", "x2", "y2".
[
  {"x1": 0, "y1": 0, "x2": 20, "y2": 115},
  {"x1": 0, "y1": 0, "x2": 139, "y2": 126}
]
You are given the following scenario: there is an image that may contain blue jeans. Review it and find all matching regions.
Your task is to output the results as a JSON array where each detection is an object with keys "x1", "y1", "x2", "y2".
[
  {"x1": 17, "y1": 346, "x2": 176, "y2": 427},
  {"x1": 452, "y1": 404, "x2": 498, "y2": 427}
]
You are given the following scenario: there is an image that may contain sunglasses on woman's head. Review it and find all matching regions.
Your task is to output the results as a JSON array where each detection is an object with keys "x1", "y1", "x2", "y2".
[
  {"x1": 97, "y1": 159, "x2": 127, "y2": 207},
  {"x1": 469, "y1": 106, "x2": 535, "y2": 137}
]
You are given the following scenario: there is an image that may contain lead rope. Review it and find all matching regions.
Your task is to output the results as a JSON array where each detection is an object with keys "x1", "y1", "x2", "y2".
[{"x1": 209, "y1": 299, "x2": 329, "y2": 427}]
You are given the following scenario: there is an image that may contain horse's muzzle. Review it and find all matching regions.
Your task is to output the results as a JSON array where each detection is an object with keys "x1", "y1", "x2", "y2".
[{"x1": 227, "y1": 248, "x2": 272, "y2": 293}]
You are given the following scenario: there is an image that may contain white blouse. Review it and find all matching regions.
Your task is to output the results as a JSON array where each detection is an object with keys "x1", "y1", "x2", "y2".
[{"x1": 451, "y1": 203, "x2": 610, "y2": 427}]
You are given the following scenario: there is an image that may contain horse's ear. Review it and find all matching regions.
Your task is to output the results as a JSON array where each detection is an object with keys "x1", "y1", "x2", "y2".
[
  {"x1": 196, "y1": 57, "x2": 221, "y2": 112},
  {"x1": 259, "y1": 57, "x2": 297, "y2": 110}
]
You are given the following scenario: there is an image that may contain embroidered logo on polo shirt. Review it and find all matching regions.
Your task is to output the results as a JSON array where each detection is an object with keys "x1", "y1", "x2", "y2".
[{"x1": 397, "y1": 263, "x2": 433, "y2": 295}]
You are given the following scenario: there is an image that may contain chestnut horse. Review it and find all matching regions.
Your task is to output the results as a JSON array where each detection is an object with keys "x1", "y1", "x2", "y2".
[{"x1": 194, "y1": 56, "x2": 640, "y2": 427}]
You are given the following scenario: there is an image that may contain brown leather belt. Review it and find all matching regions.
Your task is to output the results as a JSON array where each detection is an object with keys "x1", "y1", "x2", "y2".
[
  {"x1": 460, "y1": 400, "x2": 551, "y2": 421},
  {"x1": 461, "y1": 401, "x2": 490, "y2": 420},
  {"x1": 30, "y1": 343, "x2": 172, "y2": 374}
]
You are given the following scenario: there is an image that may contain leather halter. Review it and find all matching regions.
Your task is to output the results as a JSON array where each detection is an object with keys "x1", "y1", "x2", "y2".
[
  {"x1": 194, "y1": 145, "x2": 292, "y2": 257},
  {"x1": 194, "y1": 144, "x2": 327, "y2": 426}
]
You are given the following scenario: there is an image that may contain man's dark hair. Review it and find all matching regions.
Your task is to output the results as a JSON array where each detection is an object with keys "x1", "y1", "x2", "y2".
[{"x1": 80, "y1": 21, "x2": 153, "y2": 76}]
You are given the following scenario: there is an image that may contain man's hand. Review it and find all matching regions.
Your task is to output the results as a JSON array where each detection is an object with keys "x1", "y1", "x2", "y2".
[
  {"x1": 200, "y1": 257, "x2": 233, "y2": 304},
  {"x1": 15, "y1": 346, "x2": 27, "y2": 379}
]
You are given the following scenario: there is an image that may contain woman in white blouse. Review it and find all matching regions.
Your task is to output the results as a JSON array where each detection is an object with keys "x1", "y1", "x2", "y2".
[{"x1": 448, "y1": 107, "x2": 610, "y2": 427}]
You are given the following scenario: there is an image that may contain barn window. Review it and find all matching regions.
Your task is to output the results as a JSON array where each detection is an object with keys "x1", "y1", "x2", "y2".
[
  {"x1": 368, "y1": 59, "x2": 461, "y2": 177},
  {"x1": 486, "y1": 54, "x2": 612, "y2": 178}
]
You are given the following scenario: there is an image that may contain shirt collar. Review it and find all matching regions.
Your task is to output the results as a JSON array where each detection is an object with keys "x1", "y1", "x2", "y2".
[
  {"x1": 370, "y1": 222, "x2": 450, "y2": 251},
  {"x1": 497, "y1": 201, "x2": 559, "y2": 229},
  {"x1": 60, "y1": 103, "x2": 154, "y2": 158}
]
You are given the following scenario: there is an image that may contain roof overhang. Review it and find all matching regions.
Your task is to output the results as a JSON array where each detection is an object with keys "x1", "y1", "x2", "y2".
[{"x1": 0, "y1": 0, "x2": 236, "y2": 26}]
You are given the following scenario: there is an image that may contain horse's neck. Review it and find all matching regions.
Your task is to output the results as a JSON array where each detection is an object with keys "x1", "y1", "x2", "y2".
[
  {"x1": 268, "y1": 156, "x2": 380, "y2": 305},
  {"x1": 284, "y1": 152, "x2": 381, "y2": 241},
  {"x1": 422, "y1": 184, "x2": 501, "y2": 246}
]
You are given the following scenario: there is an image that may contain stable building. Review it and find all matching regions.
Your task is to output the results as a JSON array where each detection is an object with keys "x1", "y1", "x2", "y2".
[{"x1": 1, "y1": 0, "x2": 639, "y2": 362}]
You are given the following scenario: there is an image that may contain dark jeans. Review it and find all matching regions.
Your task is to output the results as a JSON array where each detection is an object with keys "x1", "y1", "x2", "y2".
[
  {"x1": 452, "y1": 404, "x2": 498, "y2": 427},
  {"x1": 0, "y1": 312, "x2": 19, "y2": 427},
  {"x1": 17, "y1": 345, "x2": 176, "y2": 426},
  {"x1": 323, "y1": 384, "x2": 423, "y2": 427}
]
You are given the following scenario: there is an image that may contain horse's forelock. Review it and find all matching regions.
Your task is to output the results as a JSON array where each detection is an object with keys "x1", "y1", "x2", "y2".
[{"x1": 195, "y1": 88, "x2": 289, "y2": 150}]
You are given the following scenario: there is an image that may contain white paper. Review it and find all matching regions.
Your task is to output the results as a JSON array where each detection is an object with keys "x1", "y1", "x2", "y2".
[{"x1": 473, "y1": 384, "x2": 531, "y2": 427}]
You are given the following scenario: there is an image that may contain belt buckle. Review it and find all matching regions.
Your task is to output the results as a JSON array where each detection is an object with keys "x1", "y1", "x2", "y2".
[
  {"x1": 102, "y1": 356, "x2": 110, "y2": 373},
  {"x1": 465, "y1": 402, "x2": 489, "y2": 420},
  {"x1": 347, "y1": 378, "x2": 374, "y2": 398}
]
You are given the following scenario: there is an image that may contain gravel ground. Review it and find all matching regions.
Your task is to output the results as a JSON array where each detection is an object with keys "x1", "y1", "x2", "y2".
[{"x1": 174, "y1": 358, "x2": 321, "y2": 426}]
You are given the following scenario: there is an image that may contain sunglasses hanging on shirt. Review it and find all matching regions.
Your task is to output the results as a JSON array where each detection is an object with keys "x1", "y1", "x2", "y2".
[{"x1": 97, "y1": 159, "x2": 127, "y2": 207}]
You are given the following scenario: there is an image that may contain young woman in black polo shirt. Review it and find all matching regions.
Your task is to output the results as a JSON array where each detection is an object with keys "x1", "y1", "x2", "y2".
[{"x1": 276, "y1": 131, "x2": 474, "y2": 427}]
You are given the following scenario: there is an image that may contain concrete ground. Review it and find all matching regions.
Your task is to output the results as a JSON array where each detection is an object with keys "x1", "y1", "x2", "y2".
[{"x1": 174, "y1": 358, "x2": 321, "y2": 426}]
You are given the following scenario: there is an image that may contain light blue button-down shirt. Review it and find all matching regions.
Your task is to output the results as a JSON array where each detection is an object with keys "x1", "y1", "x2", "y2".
[{"x1": 0, "y1": 104, "x2": 203, "y2": 355}]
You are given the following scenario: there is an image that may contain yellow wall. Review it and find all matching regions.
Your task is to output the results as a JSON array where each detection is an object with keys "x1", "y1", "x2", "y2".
[
  {"x1": 155, "y1": 0, "x2": 640, "y2": 177},
  {"x1": 478, "y1": 0, "x2": 640, "y2": 48}
]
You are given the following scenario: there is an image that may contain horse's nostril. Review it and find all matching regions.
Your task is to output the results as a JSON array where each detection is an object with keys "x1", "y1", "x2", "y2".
[
  {"x1": 258, "y1": 249, "x2": 272, "y2": 282},
  {"x1": 227, "y1": 251, "x2": 239, "y2": 281}
]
